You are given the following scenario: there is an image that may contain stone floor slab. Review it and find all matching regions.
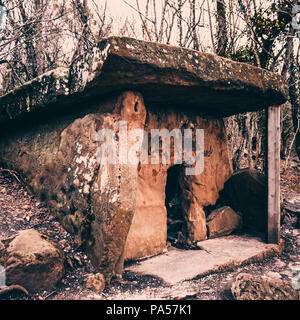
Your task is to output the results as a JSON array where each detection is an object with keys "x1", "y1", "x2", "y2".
[{"x1": 126, "y1": 234, "x2": 283, "y2": 285}]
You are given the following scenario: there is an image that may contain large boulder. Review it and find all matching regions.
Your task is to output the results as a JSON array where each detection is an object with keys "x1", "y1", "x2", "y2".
[
  {"x1": 206, "y1": 206, "x2": 242, "y2": 239},
  {"x1": 230, "y1": 273, "x2": 299, "y2": 300},
  {"x1": 0, "y1": 229, "x2": 65, "y2": 293}
]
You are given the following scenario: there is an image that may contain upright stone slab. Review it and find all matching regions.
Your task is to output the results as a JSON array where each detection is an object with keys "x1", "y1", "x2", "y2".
[
  {"x1": 124, "y1": 112, "x2": 233, "y2": 260},
  {"x1": 219, "y1": 169, "x2": 267, "y2": 232}
]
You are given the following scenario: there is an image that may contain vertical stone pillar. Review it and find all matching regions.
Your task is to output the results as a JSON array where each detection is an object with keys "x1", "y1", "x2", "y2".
[{"x1": 267, "y1": 105, "x2": 281, "y2": 244}]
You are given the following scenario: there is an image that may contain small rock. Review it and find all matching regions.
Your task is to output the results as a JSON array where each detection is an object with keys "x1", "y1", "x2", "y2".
[
  {"x1": 265, "y1": 271, "x2": 281, "y2": 279},
  {"x1": 58, "y1": 239, "x2": 68, "y2": 247},
  {"x1": 274, "y1": 259, "x2": 286, "y2": 268},
  {"x1": 280, "y1": 270, "x2": 294, "y2": 278},
  {"x1": 85, "y1": 273, "x2": 105, "y2": 294},
  {"x1": 73, "y1": 179, "x2": 80, "y2": 187},
  {"x1": 0, "y1": 188, "x2": 6, "y2": 193},
  {"x1": 288, "y1": 262, "x2": 300, "y2": 270},
  {"x1": 66, "y1": 256, "x2": 74, "y2": 269},
  {"x1": 224, "y1": 279, "x2": 234, "y2": 293},
  {"x1": 22, "y1": 204, "x2": 31, "y2": 210},
  {"x1": 292, "y1": 229, "x2": 300, "y2": 237},
  {"x1": 231, "y1": 273, "x2": 299, "y2": 300},
  {"x1": 288, "y1": 255, "x2": 298, "y2": 262},
  {"x1": 201, "y1": 288, "x2": 214, "y2": 293},
  {"x1": 283, "y1": 196, "x2": 300, "y2": 214},
  {"x1": 74, "y1": 255, "x2": 83, "y2": 266},
  {"x1": 64, "y1": 245, "x2": 71, "y2": 252}
]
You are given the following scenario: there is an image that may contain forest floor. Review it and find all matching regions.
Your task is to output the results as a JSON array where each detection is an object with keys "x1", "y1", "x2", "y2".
[{"x1": 0, "y1": 159, "x2": 299, "y2": 300}]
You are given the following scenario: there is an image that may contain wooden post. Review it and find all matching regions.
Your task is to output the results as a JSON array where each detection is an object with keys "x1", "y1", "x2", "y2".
[{"x1": 267, "y1": 105, "x2": 281, "y2": 244}]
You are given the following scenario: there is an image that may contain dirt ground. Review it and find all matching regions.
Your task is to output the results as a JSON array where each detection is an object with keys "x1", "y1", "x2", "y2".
[{"x1": 0, "y1": 159, "x2": 299, "y2": 300}]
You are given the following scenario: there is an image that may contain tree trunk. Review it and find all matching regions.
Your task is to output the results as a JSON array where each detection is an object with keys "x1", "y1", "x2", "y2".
[
  {"x1": 177, "y1": 0, "x2": 183, "y2": 47},
  {"x1": 216, "y1": 0, "x2": 228, "y2": 57},
  {"x1": 191, "y1": 0, "x2": 199, "y2": 51}
]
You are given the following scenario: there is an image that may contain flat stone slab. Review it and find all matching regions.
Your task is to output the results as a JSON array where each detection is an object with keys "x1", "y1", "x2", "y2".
[
  {"x1": 0, "y1": 36, "x2": 288, "y2": 124},
  {"x1": 127, "y1": 235, "x2": 283, "y2": 285}
]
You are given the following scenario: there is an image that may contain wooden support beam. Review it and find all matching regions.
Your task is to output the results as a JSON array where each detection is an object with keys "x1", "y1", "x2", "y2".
[{"x1": 267, "y1": 105, "x2": 281, "y2": 244}]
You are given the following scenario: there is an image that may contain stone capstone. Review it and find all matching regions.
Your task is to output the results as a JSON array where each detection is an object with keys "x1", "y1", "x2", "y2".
[
  {"x1": 0, "y1": 37, "x2": 288, "y2": 124},
  {"x1": 0, "y1": 229, "x2": 65, "y2": 293}
]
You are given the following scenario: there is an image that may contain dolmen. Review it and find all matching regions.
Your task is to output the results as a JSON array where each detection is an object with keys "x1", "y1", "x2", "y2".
[{"x1": 0, "y1": 36, "x2": 288, "y2": 282}]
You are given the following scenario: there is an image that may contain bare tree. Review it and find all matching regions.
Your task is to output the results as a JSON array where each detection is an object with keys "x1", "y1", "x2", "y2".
[
  {"x1": 0, "y1": 0, "x2": 66, "y2": 91},
  {"x1": 123, "y1": 0, "x2": 205, "y2": 49},
  {"x1": 0, "y1": 0, "x2": 113, "y2": 94},
  {"x1": 216, "y1": 0, "x2": 228, "y2": 56},
  {"x1": 281, "y1": 0, "x2": 300, "y2": 160}
]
